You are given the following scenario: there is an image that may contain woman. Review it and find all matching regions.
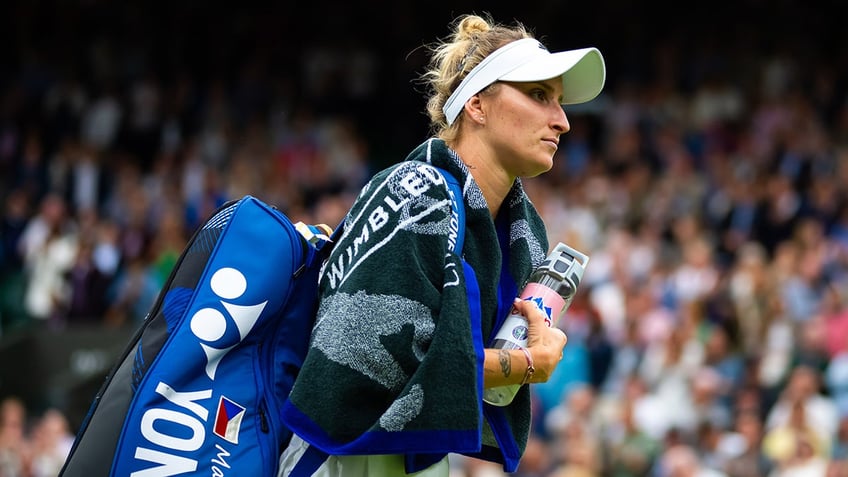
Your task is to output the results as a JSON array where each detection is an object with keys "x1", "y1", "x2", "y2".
[{"x1": 279, "y1": 13, "x2": 605, "y2": 476}]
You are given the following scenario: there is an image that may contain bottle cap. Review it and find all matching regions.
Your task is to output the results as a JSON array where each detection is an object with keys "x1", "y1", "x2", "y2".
[{"x1": 541, "y1": 242, "x2": 590, "y2": 287}]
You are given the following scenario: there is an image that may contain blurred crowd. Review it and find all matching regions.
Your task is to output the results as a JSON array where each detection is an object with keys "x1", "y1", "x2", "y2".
[{"x1": 2, "y1": 1, "x2": 848, "y2": 476}]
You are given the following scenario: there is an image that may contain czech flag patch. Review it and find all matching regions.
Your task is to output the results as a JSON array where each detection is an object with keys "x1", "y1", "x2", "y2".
[{"x1": 213, "y1": 396, "x2": 245, "y2": 444}]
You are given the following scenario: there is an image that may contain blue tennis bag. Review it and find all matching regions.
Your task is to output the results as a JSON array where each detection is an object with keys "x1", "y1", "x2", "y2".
[{"x1": 59, "y1": 195, "x2": 338, "y2": 476}]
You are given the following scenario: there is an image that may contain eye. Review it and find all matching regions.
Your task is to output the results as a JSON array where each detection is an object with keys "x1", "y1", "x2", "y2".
[{"x1": 530, "y1": 89, "x2": 549, "y2": 102}]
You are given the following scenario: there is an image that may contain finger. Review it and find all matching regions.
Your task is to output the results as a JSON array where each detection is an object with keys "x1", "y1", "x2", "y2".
[
  {"x1": 556, "y1": 329, "x2": 567, "y2": 358},
  {"x1": 513, "y1": 298, "x2": 545, "y2": 325},
  {"x1": 554, "y1": 327, "x2": 568, "y2": 347},
  {"x1": 553, "y1": 327, "x2": 567, "y2": 341}
]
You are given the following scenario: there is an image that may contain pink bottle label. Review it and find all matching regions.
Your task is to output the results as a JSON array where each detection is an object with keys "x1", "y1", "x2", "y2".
[{"x1": 515, "y1": 282, "x2": 566, "y2": 327}]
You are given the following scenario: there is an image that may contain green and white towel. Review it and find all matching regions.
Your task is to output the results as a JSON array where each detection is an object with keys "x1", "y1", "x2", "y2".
[{"x1": 281, "y1": 138, "x2": 549, "y2": 473}]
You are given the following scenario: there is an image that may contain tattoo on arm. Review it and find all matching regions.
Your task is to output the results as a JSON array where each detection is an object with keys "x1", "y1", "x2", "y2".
[{"x1": 498, "y1": 349, "x2": 511, "y2": 378}]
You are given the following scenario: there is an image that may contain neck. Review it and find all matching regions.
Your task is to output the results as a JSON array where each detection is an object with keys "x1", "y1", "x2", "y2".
[{"x1": 450, "y1": 136, "x2": 514, "y2": 219}]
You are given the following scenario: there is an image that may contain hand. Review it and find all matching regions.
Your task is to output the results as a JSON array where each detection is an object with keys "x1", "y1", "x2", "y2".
[{"x1": 513, "y1": 298, "x2": 567, "y2": 383}]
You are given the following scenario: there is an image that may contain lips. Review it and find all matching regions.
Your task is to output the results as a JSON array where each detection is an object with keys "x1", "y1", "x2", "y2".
[{"x1": 543, "y1": 138, "x2": 559, "y2": 150}]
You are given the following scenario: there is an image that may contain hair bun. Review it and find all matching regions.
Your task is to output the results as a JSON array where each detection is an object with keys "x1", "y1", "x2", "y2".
[{"x1": 455, "y1": 15, "x2": 491, "y2": 41}]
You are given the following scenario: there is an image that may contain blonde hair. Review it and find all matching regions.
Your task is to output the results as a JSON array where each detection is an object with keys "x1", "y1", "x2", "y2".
[{"x1": 420, "y1": 14, "x2": 532, "y2": 142}]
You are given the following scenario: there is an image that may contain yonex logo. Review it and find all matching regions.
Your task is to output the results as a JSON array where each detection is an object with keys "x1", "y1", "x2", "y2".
[
  {"x1": 128, "y1": 268, "x2": 265, "y2": 475},
  {"x1": 189, "y1": 267, "x2": 267, "y2": 379}
]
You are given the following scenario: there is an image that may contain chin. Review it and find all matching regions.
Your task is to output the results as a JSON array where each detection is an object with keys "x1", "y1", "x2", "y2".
[
  {"x1": 526, "y1": 157, "x2": 554, "y2": 177},
  {"x1": 513, "y1": 151, "x2": 554, "y2": 177},
  {"x1": 521, "y1": 167, "x2": 552, "y2": 178}
]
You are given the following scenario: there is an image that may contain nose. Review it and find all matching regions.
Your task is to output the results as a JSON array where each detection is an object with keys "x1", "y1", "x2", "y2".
[{"x1": 552, "y1": 105, "x2": 570, "y2": 135}]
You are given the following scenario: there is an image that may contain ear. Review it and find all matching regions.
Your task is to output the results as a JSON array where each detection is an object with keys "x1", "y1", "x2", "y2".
[{"x1": 462, "y1": 94, "x2": 486, "y2": 124}]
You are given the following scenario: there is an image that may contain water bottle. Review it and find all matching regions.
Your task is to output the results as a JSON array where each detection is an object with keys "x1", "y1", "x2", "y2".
[{"x1": 482, "y1": 242, "x2": 589, "y2": 406}]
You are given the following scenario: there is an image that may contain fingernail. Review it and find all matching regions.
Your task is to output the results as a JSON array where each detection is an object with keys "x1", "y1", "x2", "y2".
[{"x1": 514, "y1": 297, "x2": 521, "y2": 304}]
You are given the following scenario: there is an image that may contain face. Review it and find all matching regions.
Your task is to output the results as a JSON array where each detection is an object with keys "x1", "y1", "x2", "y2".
[{"x1": 478, "y1": 77, "x2": 570, "y2": 178}]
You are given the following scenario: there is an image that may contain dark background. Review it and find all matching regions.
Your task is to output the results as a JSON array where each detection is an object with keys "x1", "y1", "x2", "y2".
[{"x1": 3, "y1": 0, "x2": 846, "y2": 166}]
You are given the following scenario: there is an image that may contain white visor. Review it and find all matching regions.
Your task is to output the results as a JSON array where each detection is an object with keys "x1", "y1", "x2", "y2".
[{"x1": 442, "y1": 38, "x2": 606, "y2": 125}]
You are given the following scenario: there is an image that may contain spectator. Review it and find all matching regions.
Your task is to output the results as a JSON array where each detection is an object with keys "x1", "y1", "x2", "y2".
[
  {"x1": 656, "y1": 444, "x2": 728, "y2": 477},
  {"x1": 726, "y1": 242, "x2": 771, "y2": 357},
  {"x1": 63, "y1": 238, "x2": 112, "y2": 324},
  {"x1": 703, "y1": 324, "x2": 747, "y2": 409},
  {"x1": 545, "y1": 384, "x2": 603, "y2": 466},
  {"x1": 0, "y1": 397, "x2": 31, "y2": 477},
  {"x1": 720, "y1": 411, "x2": 772, "y2": 477},
  {"x1": 0, "y1": 189, "x2": 31, "y2": 331},
  {"x1": 28, "y1": 409, "x2": 73, "y2": 477},
  {"x1": 637, "y1": 321, "x2": 705, "y2": 439},
  {"x1": 603, "y1": 399, "x2": 661, "y2": 477},
  {"x1": 765, "y1": 365, "x2": 839, "y2": 454},
  {"x1": 18, "y1": 193, "x2": 78, "y2": 325}
]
